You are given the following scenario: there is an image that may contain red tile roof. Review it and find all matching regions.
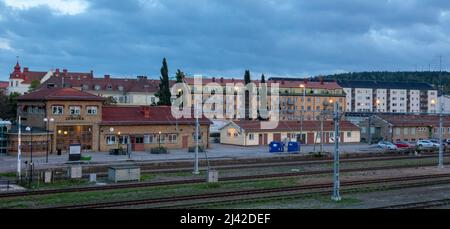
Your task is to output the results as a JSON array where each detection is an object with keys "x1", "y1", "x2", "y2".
[
  {"x1": 183, "y1": 77, "x2": 342, "y2": 90},
  {"x1": 40, "y1": 75, "x2": 173, "y2": 93},
  {"x1": 230, "y1": 120, "x2": 359, "y2": 132},
  {"x1": 377, "y1": 114, "x2": 450, "y2": 127},
  {"x1": 10, "y1": 70, "x2": 48, "y2": 84},
  {"x1": 18, "y1": 88, "x2": 105, "y2": 101},
  {"x1": 101, "y1": 106, "x2": 212, "y2": 126},
  {"x1": 0, "y1": 81, "x2": 8, "y2": 89}
]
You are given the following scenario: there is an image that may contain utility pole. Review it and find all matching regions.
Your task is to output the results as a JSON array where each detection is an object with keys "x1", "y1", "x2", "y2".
[{"x1": 332, "y1": 102, "x2": 341, "y2": 201}]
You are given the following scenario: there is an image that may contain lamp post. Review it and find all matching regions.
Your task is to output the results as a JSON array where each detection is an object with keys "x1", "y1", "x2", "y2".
[
  {"x1": 43, "y1": 117, "x2": 54, "y2": 163},
  {"x1": 158, "y1": 131, "x2": 162, "y2": 149},
  {"x1": 299, "y1": 84, "x2": 306, "y2": 147},
  {"x1": 117, "y1": 131, "x2": 121, "y2": 152},
  {"x1": 25, "y1": 126, "x2": 33, "y2": 186}
]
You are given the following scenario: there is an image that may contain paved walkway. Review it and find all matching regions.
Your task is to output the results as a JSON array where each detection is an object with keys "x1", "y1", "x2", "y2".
[{"x1": 0, "y1": 143, "x2": 382, "y2": 173}]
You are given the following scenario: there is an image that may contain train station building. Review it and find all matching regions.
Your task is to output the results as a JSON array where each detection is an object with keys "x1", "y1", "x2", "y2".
[
  {"x1": 6, "y1": 88, "x2": 211, "y2": 156},
  {"x1": 219, "y1": 120, "x2": 360, "y2": 146}
]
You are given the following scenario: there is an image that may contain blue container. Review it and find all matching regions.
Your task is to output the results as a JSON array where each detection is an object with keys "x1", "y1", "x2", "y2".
[
  {"x1": 287, "y1": 142, "x2": 300, "y2": 152},
  {"x1": 269, "y1": 141, "x2": 284, "y2": 153}
]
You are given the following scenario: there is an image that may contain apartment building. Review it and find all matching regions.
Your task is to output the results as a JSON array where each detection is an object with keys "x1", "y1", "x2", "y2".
[
  {"x1": 39, "y1": 74, "x2": 168, "y2": 105},
  {"x1": 339, "y1": 81, "x2": 437, "y2": 113},
  {"x1": 183, "y1": 76, "x2": 346, "y2": 121}
]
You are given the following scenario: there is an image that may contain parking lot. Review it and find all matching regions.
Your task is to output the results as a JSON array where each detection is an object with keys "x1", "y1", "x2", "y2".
[{"x1": 0, "y1": 143, "x2": 384, "y2": 173}]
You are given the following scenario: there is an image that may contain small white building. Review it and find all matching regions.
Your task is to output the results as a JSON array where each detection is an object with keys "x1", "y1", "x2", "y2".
[
  {"x1": 438, "y1": 95, "x2": 450, "y2": 114},
  {"x1": 220, "y1": 120, "x2": 360, "y2": 146}
]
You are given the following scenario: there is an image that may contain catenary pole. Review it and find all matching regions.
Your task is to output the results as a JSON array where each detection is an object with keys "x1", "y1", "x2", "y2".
[
  {"x1": 194, "y1": 108, "x2": 200, "y2": 175},
  {"x1": 332, "y1": 102, "x2": 341, "y2": 201},
  {"x1": 17, "y1": 116, "x2": 21, "y2": 180}
]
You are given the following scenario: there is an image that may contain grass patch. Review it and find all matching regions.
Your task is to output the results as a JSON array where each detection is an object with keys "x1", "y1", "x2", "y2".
[{"x1": 0, "y1": 172, "x2": 16, "y2": 178}]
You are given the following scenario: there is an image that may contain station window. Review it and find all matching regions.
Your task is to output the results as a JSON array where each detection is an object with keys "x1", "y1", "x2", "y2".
[
  {"x1": 119, "y1": 136, "x2": 129, "y2": 144},
  {"x1": 168, "y1": 134, "x2": 177, "y2": 143},
  {"x1": 52, "y1": 106, "x2": 64, "y2": 115},
  {"x1": 135, "y1": 136, "x2": 144, "y2": 144},
  {"x1": 86, "y1": 106, "x2": 98, "y2": 115},
  {"x1": 69, "y1": 106, "x2": 81, "y2": 116},
  {"x1": 144, "y1": 135, "x2": 154, "y2": 144},
  {"x1": 347, "y1": 132, "x2": 351, "y2": 138},
  {"x1": 249, "y1": 133, "x2": 254, "y2": 140},
  {"x1": 106, "y1": 135, "x2": 116, "y2": 145}
]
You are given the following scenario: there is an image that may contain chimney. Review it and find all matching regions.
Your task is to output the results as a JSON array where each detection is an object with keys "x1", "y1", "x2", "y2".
[
  {"x1": 23, "y1": 67, "x2": 29, "y2": 73},
  {"x1": 104, "y1": 74, "x2": 110, "y2": 79},
  {"x1": 303, "y1": 79, "x2": 307, "y2": 85},
  {"x1": 220, "y1": 77, "x2": 224, "y2": 83},
  {"x1": 55, "y1": 68, "x2": 60, "y2": 77},
  {"x1": 320, "y1": 77, "x2": 324, "y2": 85},
  {"x1": 142, "y1": 106, "x2": 150, "y2": 118},
  {"x1": 63, "y1": 69, "x2": 68, "y2": 75},
  {"x1": 232, "y1": 78, "x2": 234, "y2": 82},
  {"x1": 281, "y1": 80, "x2": 285, "y2": 85},
  {"x1": 212, "y1": 77, "x2": 215, "y2": 82}
]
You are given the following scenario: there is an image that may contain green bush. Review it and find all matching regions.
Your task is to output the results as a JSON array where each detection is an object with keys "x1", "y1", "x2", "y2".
[
  {"x1": 150, "y1": 147, "x2": 169, "y2": 154},
  {"x1": 188, "y1": 146, "x2": 205, "y2": 153}
]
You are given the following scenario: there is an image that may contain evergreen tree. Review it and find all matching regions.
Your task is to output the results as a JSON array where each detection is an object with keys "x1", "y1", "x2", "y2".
[
  {"x1": 28, "y1": 80, "x2": 40, "y2": 92},
  {"x1": 244, "y1": 70, "x2": 251, "y2": 84},
  {"x1": 175, "y1": 69, "x2": 185, "y2": 83},
  {"x1": 261, "y1": 74, "x2": 266, "y2": 83},
  {"x1": 156, "y1": 58, "x2": 172, "y2": 106}
]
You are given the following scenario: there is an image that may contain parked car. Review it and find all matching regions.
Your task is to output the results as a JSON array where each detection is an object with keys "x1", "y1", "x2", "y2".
[
  {"x1": 429, "y1": 139, "x2": 444, "y2": 147},
  {"x1": 378, "y1": 141, "x2": 397, "y2": 150},
  {"x1": 416, "y1": 140, "x2": 437, "y2": 149},
  {"x1": 395, "y1": 141, "x2": 414, "y2": 149}
]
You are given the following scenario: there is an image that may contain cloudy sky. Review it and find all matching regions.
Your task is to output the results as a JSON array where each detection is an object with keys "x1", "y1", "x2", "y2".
[{"x1": 1, "y1": 0, "x2": 450, "y2": 81}]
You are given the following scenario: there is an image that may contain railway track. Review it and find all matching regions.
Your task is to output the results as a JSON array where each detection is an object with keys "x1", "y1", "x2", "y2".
[
  {"x1": 375, "y1": 199, "x2": 450, "y2": 209},
  {"x1": 0, "y1": 163, "x2": 441, "y2": 199},
  {"x1": 41, "y1": 153, "x2": 450, "y2": 180},
  {"x1": 47, "y1": 173, "x2": 450, "y2": 209}
]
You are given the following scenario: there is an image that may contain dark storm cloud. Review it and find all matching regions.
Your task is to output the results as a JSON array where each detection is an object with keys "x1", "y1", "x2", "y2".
[{"x1": 1, "y1": 0, "x2": 450, "y2": 81}]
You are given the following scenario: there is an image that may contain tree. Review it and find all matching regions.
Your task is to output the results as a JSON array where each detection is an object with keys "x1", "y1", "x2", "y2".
[
  {"x1": 104, "y1": 96, "x2": 117, "y2": 105},
  {"x1": 244, "y1": 70, "x2": 251, "y2": 85},
  {"x1": 0, "y1": 92, "x2": 20, "y2": 120},
  {"x1": 29, "y1": 80, "x2": 40, "y2": 92},
  {"x1": 261, "y1": 74, "x2": 266, "y2": 83},
  {"x1": 156, "y1": 58, "x2": 172, "y2": 106},
  {"x1": 175, "y1": 69, "x2": 185, "y2": 83}
]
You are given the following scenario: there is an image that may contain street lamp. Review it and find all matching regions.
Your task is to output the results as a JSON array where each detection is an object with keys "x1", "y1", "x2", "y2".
[
  {"x1": 299, "y1": 84, "x2": 306, "y2": 146},
  {"x1": 25, "y1": 126, "x2": 33, "y2": 185},
  {"x1": 158, "y1": 131, "x2": 162, "y2": 149},
  {"x1": 431, "y1": 99, "x2": 436, "y2": 114},
  {"x1": 43, "y1": 117, "x2": 54, "y2": 163},
  {"x1": 117, "y1": 131, "x2": 121, "y2": 151}
]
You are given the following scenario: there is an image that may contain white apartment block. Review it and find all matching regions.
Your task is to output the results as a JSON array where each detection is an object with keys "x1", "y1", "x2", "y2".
[{"x1": 339, "y1": 81, "x2": 438, "y2": 114}]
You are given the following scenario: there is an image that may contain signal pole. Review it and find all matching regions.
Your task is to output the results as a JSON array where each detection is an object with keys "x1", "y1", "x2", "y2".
[{"x1": 332, "y1": 102, "x2": 341, "y2": 201}]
